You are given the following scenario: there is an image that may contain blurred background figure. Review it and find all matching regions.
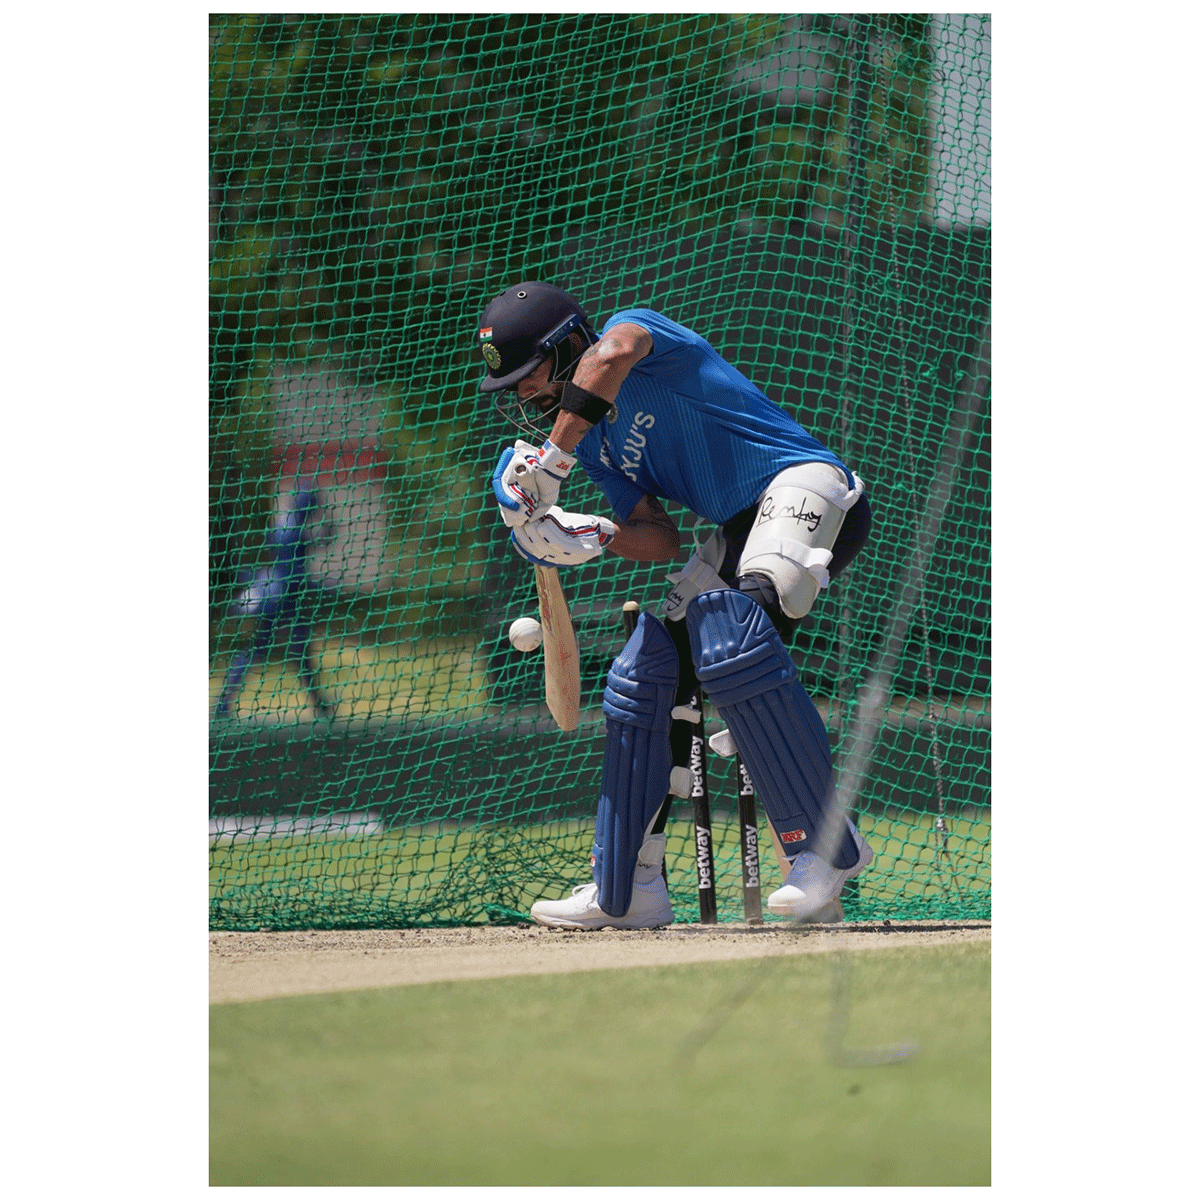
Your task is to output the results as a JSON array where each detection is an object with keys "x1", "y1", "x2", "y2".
[{"x1": 213, "y1": 486, "x2": 338, "y2": 721}]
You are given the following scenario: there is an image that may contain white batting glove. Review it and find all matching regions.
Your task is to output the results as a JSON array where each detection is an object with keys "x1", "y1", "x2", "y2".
[
  {"x1": 491, "y1": 439, "x2": 577, "y2": 528},
  {"x1": 509, "y1": 506, "x2": 616, "y2": 567}
]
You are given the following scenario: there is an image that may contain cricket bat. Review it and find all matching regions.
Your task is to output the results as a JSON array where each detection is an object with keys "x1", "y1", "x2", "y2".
[{"x1": 534, "y1": 564, "x2": 580, "y2": 731}]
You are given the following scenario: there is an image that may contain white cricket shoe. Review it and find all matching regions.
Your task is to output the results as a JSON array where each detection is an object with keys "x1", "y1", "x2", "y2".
[
  {"x1": 766, "y1": 819, "x2": 874, "y2": 921},
  {"x1": 530, "y1": 835, "x2": 674, "y2": 930}
]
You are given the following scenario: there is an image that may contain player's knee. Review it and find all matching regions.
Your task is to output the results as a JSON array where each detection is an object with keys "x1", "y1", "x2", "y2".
[
  {"x1": 737, "y1": 539, "x2": 830, "y2": 623},
  {"x1": 736, "y1": 572, "x2": 801, "y2": 639},
  {"x1": 604, "y1": 611, "x2": 680, "y2": 726}
]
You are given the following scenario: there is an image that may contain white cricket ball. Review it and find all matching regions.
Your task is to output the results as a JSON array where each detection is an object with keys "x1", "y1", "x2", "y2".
[{"x1": 508, "y1": 616, "x2": 543, "y2": 653}]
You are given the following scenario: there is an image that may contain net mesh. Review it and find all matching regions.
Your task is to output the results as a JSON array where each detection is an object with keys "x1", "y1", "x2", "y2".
[{"x1": 209, "y1": 13, "x2": 991, "y2": 928}]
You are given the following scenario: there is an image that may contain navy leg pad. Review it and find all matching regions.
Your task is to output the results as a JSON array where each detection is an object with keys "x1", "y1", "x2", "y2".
[
  {"x1": 592, "y1": 611, "x2": 679, "y2": 915},
  {"x1": 685, "y1": 589, "x2": 857, "y2": 870}
]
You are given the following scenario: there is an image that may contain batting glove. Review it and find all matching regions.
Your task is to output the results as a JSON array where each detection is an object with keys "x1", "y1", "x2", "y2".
[
  {"x1": 492, "y1": 438, "x2": 577, "y2": 528},
  {"x1": 509, "y1": 507, "x2": 616, "y2": 566}
]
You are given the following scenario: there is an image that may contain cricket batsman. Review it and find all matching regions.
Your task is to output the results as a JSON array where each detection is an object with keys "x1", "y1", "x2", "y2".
[{"x1": 479, "y1": 281, "x2": 875, "y2": 928}]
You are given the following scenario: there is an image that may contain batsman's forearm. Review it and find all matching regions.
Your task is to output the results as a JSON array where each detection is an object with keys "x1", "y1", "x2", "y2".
[
  {"x1": 606, "y1": 520, "x2": 682, "y2": 563},
  {"x1": 549, "y1": 323, "x2": 651, "y2": 451},
  {"x1": 546, "y1": 411, "x2": 595, "y2": 454}
]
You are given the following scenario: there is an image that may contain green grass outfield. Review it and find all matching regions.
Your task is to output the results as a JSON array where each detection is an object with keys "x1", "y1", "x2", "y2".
[{"x1": 210, "y1": 939, "x2": 989, "y2": 1186}]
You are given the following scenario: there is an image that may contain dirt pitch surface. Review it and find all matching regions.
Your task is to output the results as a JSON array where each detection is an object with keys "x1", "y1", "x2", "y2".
[{"x1": 210, "y1": 921, "x2": 991, "y2": 1004}]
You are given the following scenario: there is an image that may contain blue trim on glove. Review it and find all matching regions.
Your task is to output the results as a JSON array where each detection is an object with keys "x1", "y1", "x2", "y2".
[{"x1": 491, "y1": 446, "x2": 521, "y2": 513}]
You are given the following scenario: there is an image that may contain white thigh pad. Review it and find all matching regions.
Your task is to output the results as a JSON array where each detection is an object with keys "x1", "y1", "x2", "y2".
[{"x1": 737, "y1": 463, "x2": 864, "y2": 621}]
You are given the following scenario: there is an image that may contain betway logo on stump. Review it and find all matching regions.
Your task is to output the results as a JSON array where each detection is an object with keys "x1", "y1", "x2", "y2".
[
  {"x1": 694, "y1": 825, "x2": 713, "y2": 890},
  {"x1": 742, "y1": 824, "x2": 760, "y2": 888},
  {"x1": 689, "y1": 733, "x2": 705, "y2": 798}
]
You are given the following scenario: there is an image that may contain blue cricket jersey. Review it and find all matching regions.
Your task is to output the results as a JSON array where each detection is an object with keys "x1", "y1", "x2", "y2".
[{"x1": 574, "y1": 309, "x2": 853, "y2": 525}]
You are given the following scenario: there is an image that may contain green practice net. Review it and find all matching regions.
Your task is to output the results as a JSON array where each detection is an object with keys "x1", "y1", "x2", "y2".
[{"x1": 209, "y1": 14, "x2": 991, "y2": 929}]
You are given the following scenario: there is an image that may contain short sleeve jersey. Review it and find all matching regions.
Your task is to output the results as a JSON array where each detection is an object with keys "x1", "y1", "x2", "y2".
[{"x1": 573, "y1": 309, "x2": 852, "y2": 525}]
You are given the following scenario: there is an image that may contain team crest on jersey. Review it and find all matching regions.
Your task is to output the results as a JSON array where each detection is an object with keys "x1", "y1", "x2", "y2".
[{"x1": 606, "y1": 402, "x2": 619, "y2": 425}]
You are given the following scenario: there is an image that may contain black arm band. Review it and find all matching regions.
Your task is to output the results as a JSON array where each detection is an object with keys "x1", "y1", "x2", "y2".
[{"x1": 560, "y1": 380, "x2": 612, "y2": 424}]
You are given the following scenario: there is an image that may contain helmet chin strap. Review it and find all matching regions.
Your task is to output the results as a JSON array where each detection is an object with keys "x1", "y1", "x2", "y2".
[
  {"x1": 494, "y1": 336, "x2": 589, "y2": 439},
  {"x1": 496, "y1": 390, "x2": 559, "y2": 440}
]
